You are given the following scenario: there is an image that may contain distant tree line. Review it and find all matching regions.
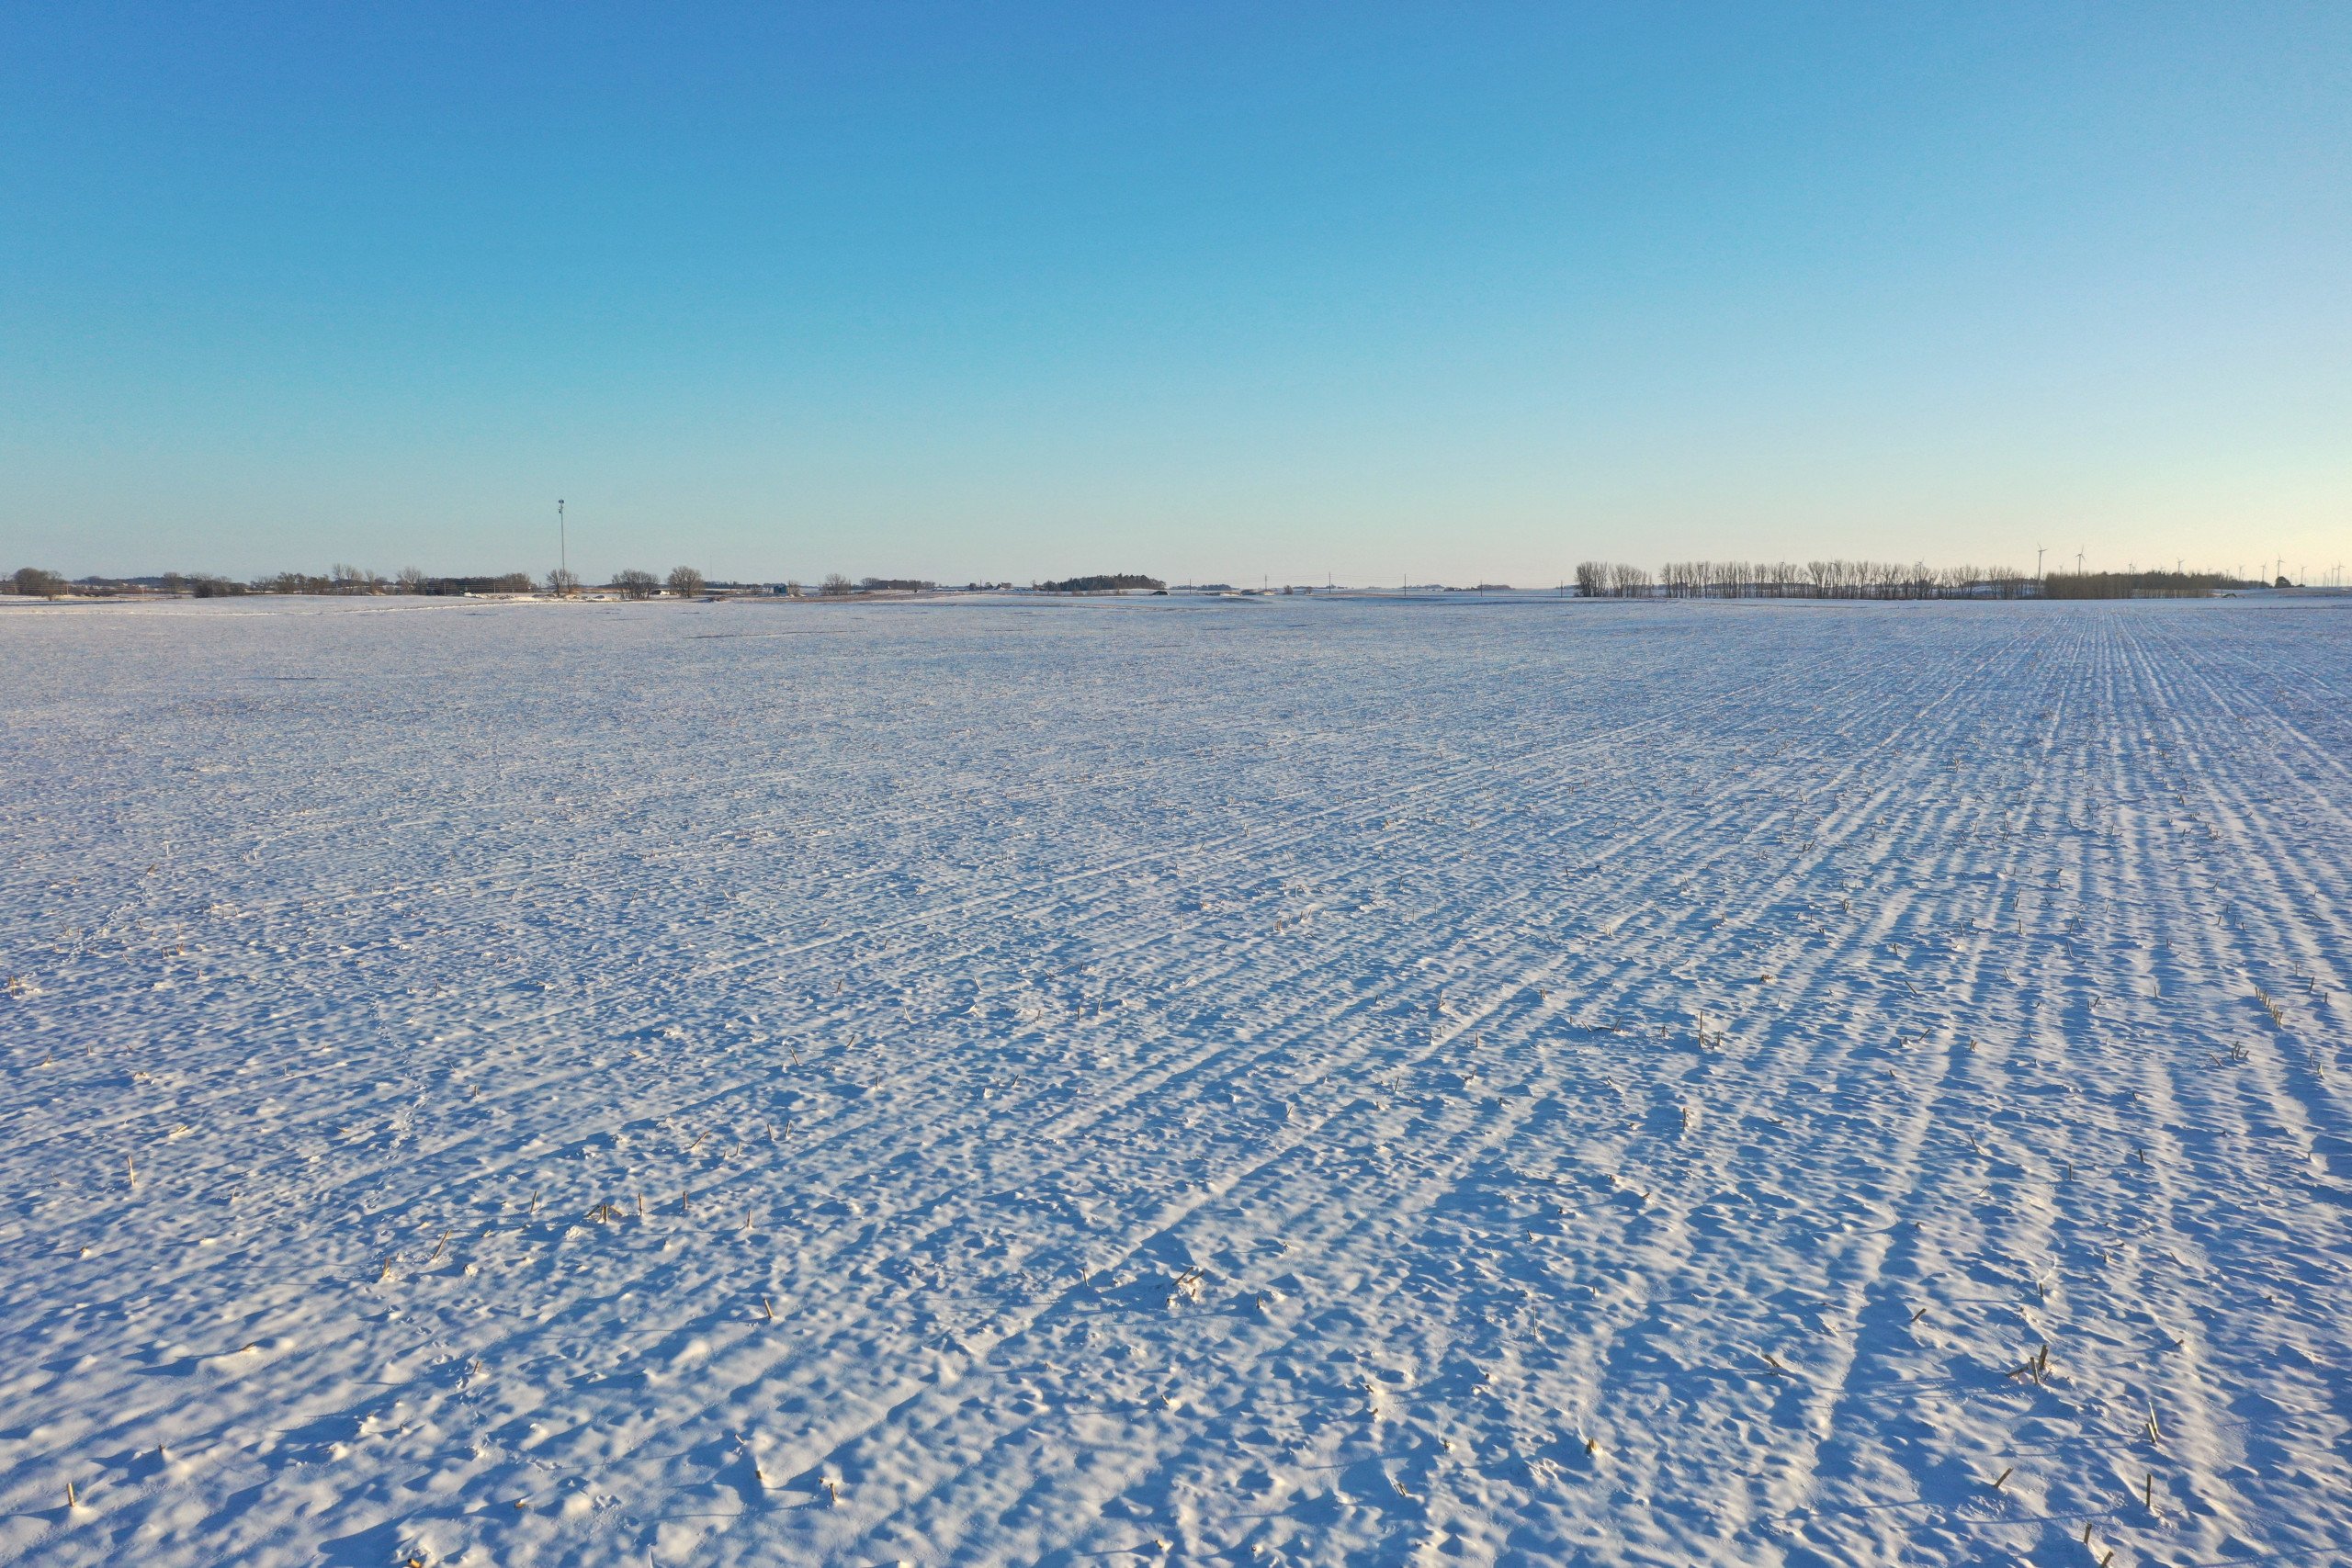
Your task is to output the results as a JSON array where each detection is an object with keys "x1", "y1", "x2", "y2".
[
  {"x1": 1670, "y1": 560, "x2": 2036, "y2": 598},
  {"x1": 2041, "y1": 570, "x2": 2236, "y2": 599},
  {"x1": 1036, "y1": 574, "x2": 1165, "y2": 592},
  {"x1": 1573, "y1": 562, "x2": 1657, "y2": 598},
  {"x1": 226, "y1": 567, "x2": 546, "y2": 596},
  {"x1": 12, "y1": 560, "x2": 2271, "y2": 604},
  {"x1": 577, "y1": 566, "x2": 712, "y2": 599},
  {"x1": 4, "y1": 564, "x2": 726, "y2": 600},
  {"x1": 1569, "y1": 559, "x2": 2185, "y2": 599}
]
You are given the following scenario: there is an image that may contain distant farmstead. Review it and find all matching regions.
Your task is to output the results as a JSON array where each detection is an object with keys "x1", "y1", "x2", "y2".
[{"x1": 1038, "y1": 574, "x2": 1164, "y2": 593}]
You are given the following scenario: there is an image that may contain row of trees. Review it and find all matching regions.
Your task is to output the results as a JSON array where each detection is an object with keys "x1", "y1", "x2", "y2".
[
  {"x1": 1037, "y1": 573, "x2": 1165, "y2": 592},
  {"x1": 7, "y1": 565, "x2": 960, "y2": 601},
  {"x1": 17, "y1": 561, "x2": 2262, "y2": 604},
  {"x1": 2042, "y1": 570, "x2": 2238, "y2": 599},
  {"x1": 1572, "y1": 562, "x2": 1657, "y2": 597},
  {"x1": 5, "y1": 566, "x2": 720, "y2": 599},
  {"x1": 1578, "y1": 559, "x2": 2040, "y2": 599},
  {"x1": 606, "y1": 567, "x2": 708, "y2": 599}
]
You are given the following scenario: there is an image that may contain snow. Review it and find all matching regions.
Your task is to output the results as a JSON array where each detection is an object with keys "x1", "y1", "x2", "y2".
[{"x1": 2, "y1": 593, "x2": 2349, "y2": 1567}]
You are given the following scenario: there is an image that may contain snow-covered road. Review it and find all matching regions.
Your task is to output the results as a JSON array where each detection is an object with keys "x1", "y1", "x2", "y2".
[{"x1": 4, "y1": 594, "x2": 2348, "y2": 1566}]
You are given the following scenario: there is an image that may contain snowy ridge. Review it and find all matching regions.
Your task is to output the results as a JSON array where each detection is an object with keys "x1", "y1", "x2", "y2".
[{"x1": 1, "y1": 596, "x2": 2347, "y2": 1566}]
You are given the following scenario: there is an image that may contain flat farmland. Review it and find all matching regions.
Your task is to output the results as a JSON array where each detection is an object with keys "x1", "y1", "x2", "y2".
[{"x1": 2, "y1": 595, "x2": 2348, "y2": 1567}]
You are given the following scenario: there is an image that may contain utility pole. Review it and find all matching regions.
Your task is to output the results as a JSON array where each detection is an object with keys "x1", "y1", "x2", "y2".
[{"x1": 559, "y1": 499, "x2": 568, "y2": 583}]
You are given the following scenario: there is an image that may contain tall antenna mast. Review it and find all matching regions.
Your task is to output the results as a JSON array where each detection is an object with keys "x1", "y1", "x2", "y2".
[{"x1": 559, "y1": 500, "x2": 567, "y2": 581}]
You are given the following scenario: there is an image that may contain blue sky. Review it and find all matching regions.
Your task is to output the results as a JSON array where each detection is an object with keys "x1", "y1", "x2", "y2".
[{"x1": 3, "y1": 3, "x2": 2346, "y2": 584}]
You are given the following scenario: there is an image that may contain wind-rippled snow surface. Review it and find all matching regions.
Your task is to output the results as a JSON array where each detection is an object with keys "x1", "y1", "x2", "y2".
[{"x1": 4, "y1": 595, "x2": 2351, "y2": 1568}]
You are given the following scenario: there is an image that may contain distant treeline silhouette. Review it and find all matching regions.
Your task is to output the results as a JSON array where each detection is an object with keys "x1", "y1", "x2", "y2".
[
  {"x1": 1037, "y1": 574, "x2": 1165, "y2": 592},
  {"x1": 5, "y1": 565, "x2": 987, "y2": 600},
  {"x1": 11, "y1": 565, "x2": 709, "y2": 599},
  {"x1": 2041, "y1": 570, "x2": 2237, "y2": 599},
  {"x1": 10, "y1": 561, "x2": 2278, "y2": 604},
  {"x1": 1572, "y1": 560, "x2": 2252, "y2": 600},
  {"x1": 112, "y1": 567, "x2": 544, "y2": 597},
  {"x1": 1579, "y1": 559, "x2": 2034, "y2": 599}
]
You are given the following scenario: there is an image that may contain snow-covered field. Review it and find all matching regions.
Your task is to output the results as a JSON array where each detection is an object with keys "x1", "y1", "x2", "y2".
[{"x1": 3, "y1": 594, "x2": 2349, "y2": 1568}]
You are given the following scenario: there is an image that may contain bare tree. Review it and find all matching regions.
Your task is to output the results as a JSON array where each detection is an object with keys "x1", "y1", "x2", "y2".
[
  {"x1": 11, "y1": 567, "x2": 69, "y2": 599},
  {"x1": 395, "y1": 566, "x2": 425, "y2": 594},
  {"x1": 666, "y1": 566, "x2": 707, "y2": 599},
  {"x1": 820, "y1": 573, "x2": 855, "y2": 597},
  {"x1": 1608, "y1": 562, "x2": 1651, "y2": 598},
  {"x1": 612, "y1": 569, "x2": 660, "y2": 600},
  {"x1": 545, "y1": 567, "x2": 581, "y2": 597}
]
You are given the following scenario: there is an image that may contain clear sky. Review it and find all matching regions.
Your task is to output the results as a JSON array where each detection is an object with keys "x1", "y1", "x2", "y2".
[{"x1": 4, "y1": 3, "x2": 2346, "y2": 585}]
